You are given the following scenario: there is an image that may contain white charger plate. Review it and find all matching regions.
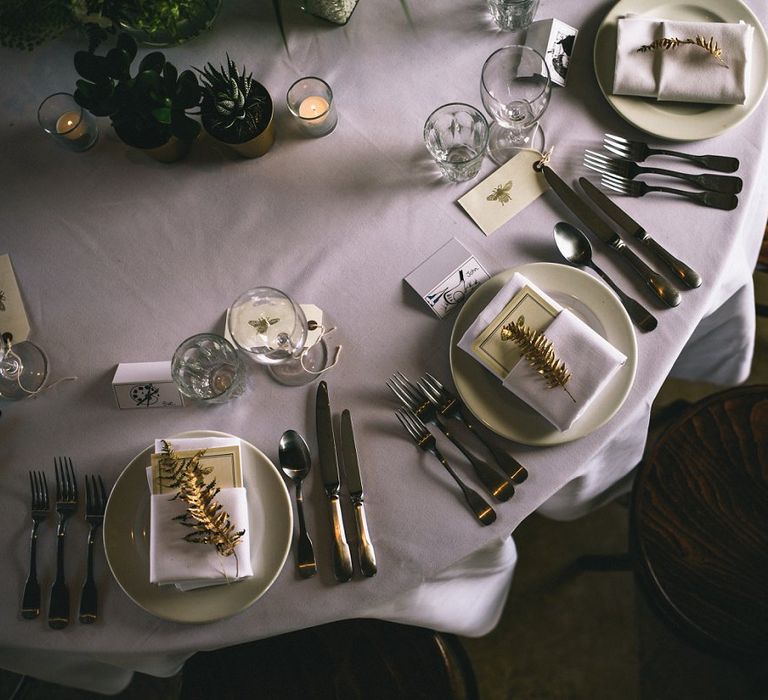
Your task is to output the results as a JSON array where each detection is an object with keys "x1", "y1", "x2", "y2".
[
  {"x1": 593, "y1": 0, "x2": 768, "y2": 140},
  {"x1": 449, "y1": 263, "x2": 638, "y2": 446},
  {"x1": 104, "y1": 430, "x2": 292, "y2": 624}
]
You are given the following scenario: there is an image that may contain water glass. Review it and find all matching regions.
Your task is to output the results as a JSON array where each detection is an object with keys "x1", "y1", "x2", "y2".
[
  {"x1": 171, "y1": 334, "x2": 246, "y2": 404},
  {"x1": 37, "y1": 93, "x2": 99, "y2": 152},
  {"x1": 423, "y1": 103, "x2": 489, "y2": 182},
  {"x1": 487, "y1": 0, "x2": 540, "y2": 31}
]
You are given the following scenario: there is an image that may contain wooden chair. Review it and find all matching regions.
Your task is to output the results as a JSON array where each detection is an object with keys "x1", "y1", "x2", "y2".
[{"x1": 180, "y1": 619, "x2": 479, "y2": 700}]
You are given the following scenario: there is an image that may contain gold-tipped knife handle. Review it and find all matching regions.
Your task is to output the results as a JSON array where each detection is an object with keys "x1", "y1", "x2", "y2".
[
  {"x1": 353, "y1": 501, "x2": 377, "y2": 577},
  {"x1": 328, "y1": 494, "x2": 353, "y2": 582},
  {"x1": 640, "y1": 236, "x2": 702, "y2": 289},
  {"x1": 615, "y1": 243, "x2": 681, "y2": 307}
]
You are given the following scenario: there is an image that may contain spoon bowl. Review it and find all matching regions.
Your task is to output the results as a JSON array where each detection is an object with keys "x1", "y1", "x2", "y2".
[{"x1": 553, "y1": 221, "x2": 594, "y2": 266}]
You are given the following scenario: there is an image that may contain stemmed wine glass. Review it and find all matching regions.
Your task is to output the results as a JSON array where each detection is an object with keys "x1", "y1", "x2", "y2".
[
  {"x1": 480, "y1": 45, "x2": 551, "y2": 164},
  {"x1": 227, "y1": 287, "x2": 328, "y2": 387},
  {"x1": 0, "y1": 332, "x2": 49, "y2": 400}
]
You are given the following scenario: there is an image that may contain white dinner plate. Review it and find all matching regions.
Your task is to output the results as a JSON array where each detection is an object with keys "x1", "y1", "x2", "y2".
[
  {"x1": 593, "y1": 0, "x2": 768, "y2": 140},
  {"x1": 104, "y1": 430, "x2": 293, "y2": 623},
  {"x1": 449, "y1": 263, "x2": 638, "y2": 446}
]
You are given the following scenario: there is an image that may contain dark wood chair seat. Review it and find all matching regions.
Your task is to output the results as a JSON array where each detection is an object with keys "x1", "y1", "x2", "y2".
[
  {"x1": 180, "y1": 619, "x2": 478, "y2": 700},
  {"x1": 631, "y1": 385, "x2": 768, "y2": 658}
]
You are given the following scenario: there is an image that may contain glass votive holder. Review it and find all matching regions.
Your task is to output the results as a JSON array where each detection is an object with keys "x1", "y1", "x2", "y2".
[
  {"x1": 37, "y1": 93, "x2": 99, "y2": 152},
  {"x1": 171, "y1": 333, "x2": 246, "y2": 404},
  {"x1": 487, "y1": 0, "x2": 540, "y2": 31},
  {"x1": 423, "y1": 103, "x2": 489, "y2": 182},
  {"x1": 286, "y1": 77, "x2": 338, "y2": 137}
]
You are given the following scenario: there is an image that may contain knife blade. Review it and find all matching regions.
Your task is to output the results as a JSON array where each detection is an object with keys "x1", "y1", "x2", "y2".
[
  {"x1": 316, "y1": 381, "x2": 353, "y2": 582},
  {"x1": 340, "y1": 409, "x2": 377, "y2": 577},
  {"x1": 542, "y1": 166, "x2": 681, "y2": 308},
  {"x1": 579, "y1": 177, "x2": 702, "y2": 290}
]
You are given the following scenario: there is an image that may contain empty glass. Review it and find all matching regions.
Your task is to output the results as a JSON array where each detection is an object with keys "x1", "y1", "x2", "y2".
[
  {"x1": 0, "y1": 332, "x2": 49, "y2": 400},
  {"x1": 423, "y1": 103, "x2": 489, "y2": 182},
  {"x1": 171, "y1": 333, "x2": 246, "y2": 404},
  {"x1": 480, "y1": 45, "x2": 551, "y2": 164},
  {"x1": 487, "y1": 0, "x2": 540, "y2": 31}
]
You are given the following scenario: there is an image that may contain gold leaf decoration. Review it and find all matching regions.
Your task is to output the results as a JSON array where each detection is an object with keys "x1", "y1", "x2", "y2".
[
  {"x1": 158, "y1": 440, "x2": 245, "y2": 558},
  {"x1": 500, "y1": 315, "x2": 576, "y2": 402},
  {"x1": 637, "y1": 35, "x2": 728, "y2": 67}
]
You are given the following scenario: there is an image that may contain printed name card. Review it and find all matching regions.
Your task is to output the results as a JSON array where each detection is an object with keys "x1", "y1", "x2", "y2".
[
  {"x1": 405, "y1": 238, "x2": 490, "y2": 318},
  {"x1": 0, "y1": 254, "x2": 30, "y2": 342},
  {"x1": 112, "y1": 361, "x2": 185, "y2": 409},
  {"x1": 525, "y1": 18, "x2": 579, "y2": 87},
  {"x1": 149, "y1": 445, "x2": 242, "y2": 494},
  {"x1": 458, "y1": 151, "x2": 549, "y2": 236}
]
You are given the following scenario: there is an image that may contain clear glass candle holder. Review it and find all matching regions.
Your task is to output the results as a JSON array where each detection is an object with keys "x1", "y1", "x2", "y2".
[
  {"x1": 287, "y1": 77, "x2": 338, "y2": 137},
  {"x1": 37, "y1": 93, "x2": 99, "y2": 152},
  {"x1": 423, "y1": 103, "x2": 489, "y2": 182},
  {"x1": 171, "y1": 333, "x2": 246, "y2": 404},
  {"x1": 487, "y1": 0, "x2": 540, "y2": 31}
]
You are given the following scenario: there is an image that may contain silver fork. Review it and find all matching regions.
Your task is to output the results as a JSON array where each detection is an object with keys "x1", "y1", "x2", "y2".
[
  {"x1": 600, "y1": 173, "x2": 738, "y2": 211},
  {"x1": 419, "y1": 373, "x2": 528, "y2": 484},
  {"x1": 603, "y1": 134, "x2": 740, "y2": 173},
  {"x1": 387, "y1": 373, "x2": 514, "y2": 501},
  {"x1": 78, "y1": 475, "x2": 106, "y2": 624},
  {"x1": 48, "y1": 457, "x2": 78, "y2": 629},
  {"x1": 395, "y1": 407, "x2": 496, "y2": 526},
  {"x1": 21, "y1": 470, "x2": 49, "y2": 619},
  {"x1": 584, "y1": 150, "x2": 742, "y2": 194}
]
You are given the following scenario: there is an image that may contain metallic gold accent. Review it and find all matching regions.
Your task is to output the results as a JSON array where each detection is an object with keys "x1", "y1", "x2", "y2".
[
  {"x1": 637, "y1": 35, "x2": 728, "y2": 67},
  {"x1": 248, "y1": 316, "x2": 279, "y2": 333},
  {"x1": 487, "y1": 180, "x2": 513, "y2": 205},
  {"x1": 0, "y1": 290, "x2": 5, "y2": 311}
]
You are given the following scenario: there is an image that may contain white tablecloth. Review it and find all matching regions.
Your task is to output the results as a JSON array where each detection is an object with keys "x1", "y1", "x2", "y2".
[{"x1": 1, "y1": 0, "x2": 766, "y2": 693}]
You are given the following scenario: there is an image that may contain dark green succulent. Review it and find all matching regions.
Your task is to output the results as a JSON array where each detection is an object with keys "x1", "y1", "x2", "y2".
[
  {"x1": 73, "y1": 32, "x2": 201, "y2": 149},
  {"x1": 198, "y1": 57, "x2": 271, "y2": 144}
]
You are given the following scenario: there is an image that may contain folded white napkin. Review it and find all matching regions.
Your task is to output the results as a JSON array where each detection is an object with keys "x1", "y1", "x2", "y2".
[
  {"x1": 458, "y1": 274, "x2": 627, "y2": 431},
  {"x1": 148, "y1": 437, "x2": 252, "y2": 591},
  {"x1": 613, "y1": 16, "x2": 753, "y2": 105}
]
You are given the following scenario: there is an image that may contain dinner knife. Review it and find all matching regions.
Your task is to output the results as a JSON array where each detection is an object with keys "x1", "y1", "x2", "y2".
[
  {"x1": 542, "y1": 166, "x2": 681, "y2": 308},
  {"x1": 340, "y1": 409, "x2": 377, "y2": 578},
  {"x1": 316, "y1": 381, "x2": 353, "y2": 583},
  {"x1": 579, "y1": 177, "x2": 702, "y2": 289}
]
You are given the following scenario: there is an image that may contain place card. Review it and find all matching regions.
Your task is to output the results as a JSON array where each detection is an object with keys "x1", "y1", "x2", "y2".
[
  {"x1": 0, "y1": 254, "x2": 30, "y2": 342},
  {"x1": 470, "y1": 285, "x2": 558, "y2": 379},
  {"x1": 112, "y1": 361, "x2": 185, "y2": 409},
  {"x1": 458, "y1": 151, "x2": 549, "y2": 236},
  {"x1": 525, "y1": 18, "x2": 579, "y2": 87},
  {"x1": 405, "y1": 238, "x2": 490, "y2": 318},
  {"x1": 149, "y1": 445, "x2": 243, "y2": 494}
]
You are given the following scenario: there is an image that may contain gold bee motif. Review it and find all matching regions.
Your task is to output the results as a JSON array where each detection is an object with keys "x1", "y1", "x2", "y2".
[
  {"x1": 248, "y1": 316, "x2": 279, "y2": 333},
  {"x1": 487, "y1": 180, "x2": 513, "y2": 205}
]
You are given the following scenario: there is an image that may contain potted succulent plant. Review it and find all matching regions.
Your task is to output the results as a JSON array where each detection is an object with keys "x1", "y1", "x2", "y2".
[
  {"x1": 198, "y1": 57, "x2": 275, "y2": 158},
  {"x1": 73, "y1": 33, "x2": 201, "y2": 162}
]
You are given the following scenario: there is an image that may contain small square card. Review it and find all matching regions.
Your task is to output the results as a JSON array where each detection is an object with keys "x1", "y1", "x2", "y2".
[
  {"x1": 149, "y1": 445, "x2": 243, "y2": 495},
  {"x1": 0, "y1": 254, "x2": 30, "y2": 342},
  {"x1": 112, "y1": 361, "x2": 185, "y2": 409},
  {"x1": 458, "y1": 151, "x2": 549, "y2": 236},
  {"x1": 525, "y1": 18, "x2": 579, "y2": 87},
  {"x1": 405, "y1": 238, "x2": 489, "y2": 318},
  {"x1": 471, "y1": 285, "x2": 558, "y2": 378}
]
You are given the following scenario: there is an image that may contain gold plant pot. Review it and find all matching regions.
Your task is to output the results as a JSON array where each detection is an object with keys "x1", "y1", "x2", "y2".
[
  {"x1": 224, "y1": 114, "x2": 275, "y2": 158},
  {"x1": 141, "y1": 136, "x2": 193, "y2": 163}
]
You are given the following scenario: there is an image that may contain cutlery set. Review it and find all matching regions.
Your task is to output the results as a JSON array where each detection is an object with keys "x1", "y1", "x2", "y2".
[
  {"x1": 390, "y1": 371, "x2": 527, "y2": 525},
  {"x1": 21, "y1": 458, "x2": 107, "y2": 627}
]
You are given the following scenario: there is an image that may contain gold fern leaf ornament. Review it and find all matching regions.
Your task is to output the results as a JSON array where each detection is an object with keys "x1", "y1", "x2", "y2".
[
  {"x1": 158, "y1": 441, "x2": 245, "y2": 561},
  {"x1": 637, "y1": 35, "x2": 728, "y2": 67},
  {"x1": 500, "y1": 316, "x2": 576, "y2": 402}
]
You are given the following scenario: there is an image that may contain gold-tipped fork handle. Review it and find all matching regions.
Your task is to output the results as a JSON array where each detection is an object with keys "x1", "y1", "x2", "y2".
[
  {"x1": 21, "y1": 470, "x2": 49, "y2": 619},
  {"x1": 396, "y1": 408, "x2": 496, "y2": 526},
  {"x1": 48, "y1": 457, "x2": 78, "y2": 630},
  {"x1": 79, "y1": 474, "x2": 106, "y2": 624},
  {"x1": 420, "y1": 373, "x2": 528, "y2": 484}
]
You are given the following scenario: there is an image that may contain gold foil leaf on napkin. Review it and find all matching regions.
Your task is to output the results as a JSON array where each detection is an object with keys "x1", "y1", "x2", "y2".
[
  {"x1": 158, "y1": 440, "x2": 245, "y2": 558},
  {"x1": 637, "y1": 35, "x2": 728, "y2": 67},
  {"x1": 501, "y1": 316, "x2": 575, "y2": 402}
]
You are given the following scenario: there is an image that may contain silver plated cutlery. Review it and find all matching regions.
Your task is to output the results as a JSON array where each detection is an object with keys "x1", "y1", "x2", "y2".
[
  {"x1": 48, "y1": 457, "x2": 78, "y2": 629},
  {"x1": 21, "y1": 470, "x2": 49, "y2": 620},
  {"x1": 78, "y1": 474, "x2": 106, "y2": 624},
  {"x1": 584, "y1": 150, "x2": 742, "y2": 195},
  {"x1": 603, "y1": 134, "x2": 740, "y2": 174},
  {"x1": 600, "y1": 173, "x2": 738, "y2": 211},
  {"x1": 395, "y1": 407, "x2": 496, "y2": 526}
]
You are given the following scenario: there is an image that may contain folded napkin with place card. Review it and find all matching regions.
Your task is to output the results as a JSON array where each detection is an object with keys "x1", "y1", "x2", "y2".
[
  {"x1": 458, "y1": 274, "x2": 627, "y2": 431},
  {"x1": 147, "y1": 437, "x2": 252, "y2": 591},
  {"x1": 613, "y1": 16, "x2": 754, "y2": 104}
]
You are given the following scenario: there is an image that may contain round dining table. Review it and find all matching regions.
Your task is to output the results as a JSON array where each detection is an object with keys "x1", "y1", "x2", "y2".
[{"x1": 1, "y1": 0, "x2": 766, "y2": 693}]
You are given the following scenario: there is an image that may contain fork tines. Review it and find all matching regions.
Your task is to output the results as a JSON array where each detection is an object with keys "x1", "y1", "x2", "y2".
[
  {"x1": 583, "y1": 149, "x2": 622, "y2": 175},
  {"x1": 85, "y1": 474, "x2": 106, "y2": 518},
  {"x1": 600, "y1": 173, "x2": 633, "y2": 194},
  {"x1": 395, "y1": 406, "x2": 430, "y2": 444},
  {"x1": 54, "y1": 456, "x2": 78, "y2": 505},
  {"x1": 603, "y1": 133, "x2": 635, "y2": 159},
  {"x1": 387, "y1": 372, "x2": 427, "y2": 413},
  {"x1": 30, "y1": 470, "x2": 49, "y2": 513}
]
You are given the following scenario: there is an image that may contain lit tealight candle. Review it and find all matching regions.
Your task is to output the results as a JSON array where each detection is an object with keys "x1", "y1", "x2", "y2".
[
  {"x1": 287, "y1": 77, "x2": 337, "y2": 137},
  {"x1": 55, "y1": 111, "x2": 88, "y2": 141},
  {"x1": 298, "y1": 96, "x2": 330, "y2": 124}
]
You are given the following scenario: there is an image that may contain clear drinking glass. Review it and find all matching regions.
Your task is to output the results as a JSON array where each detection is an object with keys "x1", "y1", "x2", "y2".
[
  {"x1": 227, "y1": 287, "x2": 328, "y2": 387},
  {"x1": 37, "y1": 93, "x2": 99, "y2": 153},
  {"x1": 171, "y1": 333, "x2": 246, "y2": 404},
  {"x1": 480, "y1": 45, "x2": 551, "y2": 164},
  {"x1": 423, "y1": 103, "x2": 489, "y2": 182},
  {"x1": 0, "y1": 332, "x2": 49, "y2": 401},
  {"x1": 487, "y1": 0, "x2": 540, "y2": 31}
]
